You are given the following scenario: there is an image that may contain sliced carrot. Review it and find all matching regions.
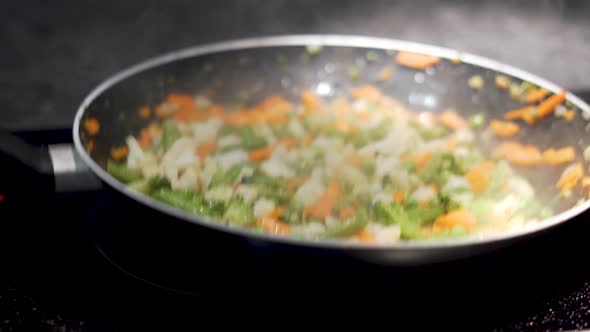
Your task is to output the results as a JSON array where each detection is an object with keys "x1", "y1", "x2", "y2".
[
  {"x1": 198, "y1": 141, "x2": 217, "y2": 160},
  {"x1": 111, "y1": 146, "x2": 128, "y2": 161},
  {"x1": 339, "y1": 206, "x2": 356, "y2": 220},
  {"x1": 581, "y1": 177, "x2": 590, "y2": 188},
  {"x1": 155, "y1": 105, "x2": 173, "y2": 118},
  {"x1": 401, "y1": 152, "x2": 432, "y2": 170},
  {"x1": 395, "y1": 51, "x2": 440, "y2": 70},
  {"x1": 433, "y1": 209, "x2": 477, "y2": 231},
  {"x1": 438, "y1": 111, "x2": 466, "y2": 130},
  {"x1": 564, "y1": 110, "x2": 576, "y2": 121},
  {"x1": 542, "y1": 147, "x2": 575, "y2": 165},
  {"x1": 504, "y1": 106, "x2": 532, "y2": 121},
  {"x1": 335, "y1": 118, "x2": 356, "y2": 134},
  {"x1": 138, "y1": 128, "x2": 152, "y2": 149},
  {"x1": 278, "y1": 138, "x2": 296, "y2": 150},
  {"x1": 344, "y1": 155, "x2": 362, "y2": 168},
  {"x1": 392, "y1": 191, "x2": 405, "y2": 203},
  {"x1": 138, "y1": 105, "x2": 151, "y2": 119},
  {"x1": 301, "y1": 133, "x2": 314, "y2": 147},
  {"x1": 526, "y1": 89, "x2": 548, "y2": 104},
  {"x1": 357, "y1": 229, "x2": 376, "y2": 243},
  {"x1": 493, "y1": 142, "x2": 542, "y2": 166},
  {"x1": 465, "y1": 160, "x2": 495, "y2": 193},
  {"x1": 351, "y1": 84, "x2": 382, "y2": 102},
  {"x1": 525, "y1": 91, "x2": 567, "y2": 124},
  {"x1": 258, "y1": 95, "x2": 294, "y2": 114},
  {"x1": 428, "y1": 183, "x2": 439, "y2": 193},
  {"x1": 304, "y1": 181, "x2": 341, "y2": 220},
  {"x1": 167, "y1": 93, "x2": 195, "y2": 109},
  {"x1": 377, "y1": 66, "x2": 394, "y2": 81},
  {"x1": 490, "y1": 120, "x2": 520, "y2": 138},
  {"x1": 83, "y1": 118, "x2": 100, "y2": 136},
  {"x1": 248, "y1": 145, "x2": 275, "y2": 161},
  {"x1": 301, "y1": 90, "x2": 322, "y2": 115},
  {"x1": 257, "y1": 208, "x2": 290, "y2": 236},
  {"x1": 556, "y1": 162, "x2": 583, "y2": 192}
]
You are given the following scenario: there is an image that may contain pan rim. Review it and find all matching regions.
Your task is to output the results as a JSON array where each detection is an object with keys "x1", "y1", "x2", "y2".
[{"x1": 73, "y1": 34, "x2": 590, "y2": 251}]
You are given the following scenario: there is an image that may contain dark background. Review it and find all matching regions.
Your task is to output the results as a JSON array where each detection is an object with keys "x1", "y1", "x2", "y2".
[{"x1": 2, "y1": 0, "x2": 590, "y2": 130}]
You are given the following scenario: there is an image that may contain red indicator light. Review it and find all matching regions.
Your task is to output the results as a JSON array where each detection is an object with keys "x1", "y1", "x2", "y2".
[{"x1": 0, "y1": 194, "x2": 4, "y2": 203}]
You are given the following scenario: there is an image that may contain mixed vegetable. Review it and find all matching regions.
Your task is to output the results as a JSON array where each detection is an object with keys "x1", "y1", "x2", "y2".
[{"x1": 80, "y1": 50, "x2": 586, "y2": 245}]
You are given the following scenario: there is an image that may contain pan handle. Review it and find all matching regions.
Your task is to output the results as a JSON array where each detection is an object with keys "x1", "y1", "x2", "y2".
[{"x1": 0, "y1": 132, "x2": 102, "y2": 193}]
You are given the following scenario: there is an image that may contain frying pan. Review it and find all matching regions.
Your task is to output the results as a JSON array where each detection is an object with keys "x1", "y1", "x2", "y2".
[{"x1": 3, "y1": 35, "x2": 590, "y2": 265}]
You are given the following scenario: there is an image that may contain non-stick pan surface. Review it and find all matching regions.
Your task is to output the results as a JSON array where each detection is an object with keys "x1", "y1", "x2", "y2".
[{"x1": 73, "y1": 35, "x2": 590, "y2": 264}]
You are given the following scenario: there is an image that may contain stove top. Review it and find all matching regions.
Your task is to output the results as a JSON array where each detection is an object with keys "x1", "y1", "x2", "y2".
[{"x1": 3, "y1": 130, "x2": 590, "y2": 332}]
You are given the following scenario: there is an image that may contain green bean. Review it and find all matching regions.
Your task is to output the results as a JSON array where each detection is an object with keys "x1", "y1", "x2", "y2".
[{"x1": 107, "y1": 160, "x2": 142, "y2": 183}]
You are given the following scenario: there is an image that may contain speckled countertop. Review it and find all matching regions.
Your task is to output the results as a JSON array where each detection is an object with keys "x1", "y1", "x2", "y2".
[{"x1": 2, "y1": 0, "x2": 590, "y2": 130}]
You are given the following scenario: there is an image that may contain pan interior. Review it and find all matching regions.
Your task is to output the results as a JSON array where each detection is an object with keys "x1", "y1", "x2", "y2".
[{"x1": 75, "y1": 37, "x2": 590, "y2": 247}]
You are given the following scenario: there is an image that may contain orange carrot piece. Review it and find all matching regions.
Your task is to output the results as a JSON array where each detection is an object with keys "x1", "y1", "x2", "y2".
[
  {"x1": 357, "y1": 229, "x2": 376, "y2": 243},
  {"x1": 377, "y1": 66, "x2": 394, "y2": 82},
  {"x1": 526, "y1": 89, "x2": 548, "y2": 104},
  {"x1": 300, "y1": 133, "x2": 314, "y2": 147},
  {"x1": 351, "y1": 84, "x2": 382, "y2": 102},
  {"x1": 278, "y1": 138, "x2": 297, "y2": 150},
  {"x1": 428, "y1": 183, "x2": 439, "y2": 193},
  {"x1": 301, "y1": 90, "x2": 322, "y2": 115},
  {"x1": 438, "y1": 111, "x2": 466, "y2": 130},
  {"x1": 304, "y1": 181, "x2": 341, "y2": 220},
  {"x1": 494, "y1": 142, "x2": 542, "y2": 166},
  {"x1": 490, "y1": 120, "x2": 520, "y2": 138},
  {"x1": 167, "y1": 93, "x2": 195, "y2": 109},
  {"x1": 138, "y1": 106, "x2": 151, "y2": 119},
  {"x1": 262, "y1": 111, "x2": 288, "y2": 125},
  {"x1": 557, "y1": 162, "x2": 583, "y2": 192},
  {"x1": 465, "y1": 160, "x2": 495, "y2": 193},
  {"x1": 344, "y1": 155, "x2": 362, "y2": 168},
  {"x1": 542, "y1": 147, "x2": 575, "y2": 165},
  {"x1": 538, "y1": 92, "x2": 566, "y2": 117},
  {"x1": 433, "y1": 209, "x2": 477, "y2": 230},
  {"x1": 564, "y1": 110, "x2": 576, "y2": 121},
  {"x1": 581, "y1": 177, "x2": 590, "y2": 188},
  {"x1": 248, "y1": 145, "x2": 275, "y2": 161},
  {"x1": 401, "y1": 152, "x2": 432, "y2": 170},
  {"x1": 339, "y1": 206, "x2": 356, "y2": 220},
  {"x1": 395, "y1": 51, "x2": 440, "y2": 70},
  {"x1": 111, "y1": 146, "x2": 128, "y2": 161},
  {"x1": 335, "y1": 118, "x2": 356, "y2": 134},
  {"x1": 198, "y1": 141, "x2": 217, "y2": 160},
  {"x1": 83, "y1": 118, "x2": 100, "y2": 136},
  {"x1": 392, "y1": 191, "x2": 405, "y2": 203},
  {"x1": 504, "y1": 106, "x2": 532, "y2": 121},
  {"x1": 525, "y1": 91, "x2": 567, "y2": 124},
  {"x1": 138, "y1": 128, "x2": 152, "y2": 149},
  {"x1": 257, "y1": 208, "x2": 290, "y2": 236}
]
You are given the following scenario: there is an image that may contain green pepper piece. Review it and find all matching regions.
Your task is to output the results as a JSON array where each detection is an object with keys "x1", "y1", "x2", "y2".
[
  {"x1": 322, "y1": 218, "x2": 368, "y2": 238},
  {"x1": 223, "y1": 201, "x2": 255, "y2": 225},
  {"x1": 107, "y1": 161, "x2": 142, "y2": 184},
  {"x1": 162, "y1": 119, "x2": 181, "y2": 151}
]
